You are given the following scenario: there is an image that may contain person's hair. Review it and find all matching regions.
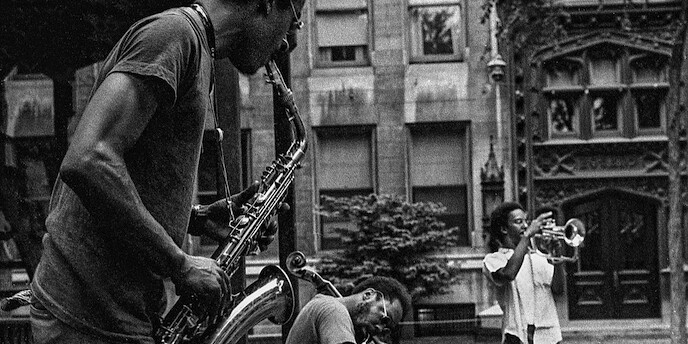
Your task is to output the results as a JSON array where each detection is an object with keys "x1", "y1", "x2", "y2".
[
  {"x1": 487, "y1": 202, "x2": 524, "y2": 252},
  {"x1": 352, "y1": 276, "x2": 412, "y2": 320}
]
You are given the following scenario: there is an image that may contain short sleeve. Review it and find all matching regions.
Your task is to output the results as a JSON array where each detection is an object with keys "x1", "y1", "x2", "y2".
[
  {"x1": 483, "y1": 251, "x2": 509, "y2": 286},
  {"x1": 313, "y1": 297, "x2": 357, "y2": 344},
  {"x1": 107, "y1": 11, "x2": 198, "y2": 106}
]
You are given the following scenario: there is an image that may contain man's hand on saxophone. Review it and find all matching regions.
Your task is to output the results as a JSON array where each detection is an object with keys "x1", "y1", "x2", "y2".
[
  {"x1": 187, "y1": 180, "x2": 289, "y2": 252},
  {"x1": 169, "y1": 254, "x2": 231, "y2": 322}
]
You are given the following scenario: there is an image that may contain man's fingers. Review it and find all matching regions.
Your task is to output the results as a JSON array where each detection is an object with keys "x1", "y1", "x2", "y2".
[
  {"x1": 233, "y1": 181, "x2": 260, "y2": 205},
  {"x1": 277, "y1": 202, "x2": 290, "y2": 213},
  {"x1": 258, "y1": 235, "x2": 275, "y2": 251},
  {"x1": 265, "y1": 218, "x2": 279, "y2": 236}
]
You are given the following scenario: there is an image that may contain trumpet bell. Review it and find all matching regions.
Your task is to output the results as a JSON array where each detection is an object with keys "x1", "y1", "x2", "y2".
[
  {"x1": 534, "y1": 217, "x2": 586, "y2": 263},
  {"x1": 562, "y1": 218, "x2": 585, "y2": 247}
]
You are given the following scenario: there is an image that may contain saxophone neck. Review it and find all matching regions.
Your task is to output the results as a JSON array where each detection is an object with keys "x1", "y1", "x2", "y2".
[{"x1": 264, "y1": 60, "x2": 308, "y2": 164}]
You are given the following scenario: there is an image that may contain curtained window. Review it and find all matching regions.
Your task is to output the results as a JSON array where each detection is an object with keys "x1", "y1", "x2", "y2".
[
  {"x1": 316, "y1": 126, "x2": 375, "y2": 249},
  {"x1": 409, "y1": 123, "x2": 470, "y2": 246},
  {"x1": 315, "y1": 0, "x2": 369, "y2": 67}
]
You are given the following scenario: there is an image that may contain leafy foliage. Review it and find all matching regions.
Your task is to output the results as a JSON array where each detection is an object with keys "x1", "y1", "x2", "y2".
[
  {"x1": 316, "y1": 194, "x2": 461, "y2": 301},
  {"x1": 480, "y1": 0, "x2": 567, "y2": 52}
]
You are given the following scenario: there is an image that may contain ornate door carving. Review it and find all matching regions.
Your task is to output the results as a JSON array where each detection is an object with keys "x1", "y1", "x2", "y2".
[{"x1": 564, "y1": 190, "x2": 660, "y2": 319}]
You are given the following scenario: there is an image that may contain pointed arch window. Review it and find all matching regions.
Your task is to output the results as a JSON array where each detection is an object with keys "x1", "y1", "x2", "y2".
[{"x1": 539, "y1": 45, "x2": 668, "y2": 140}]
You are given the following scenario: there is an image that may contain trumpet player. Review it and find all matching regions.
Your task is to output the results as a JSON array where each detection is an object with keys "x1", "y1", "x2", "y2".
[
  {"x1": 483, "y1": 202, "x2": 566, "y2": 344},
  {"x1": 28, "y1": 0, "x2": 306, "y2": 343}
]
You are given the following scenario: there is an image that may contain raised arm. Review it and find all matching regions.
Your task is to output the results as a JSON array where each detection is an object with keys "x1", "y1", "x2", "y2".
[{"x1": 492, "y1": 212, "x2": 551, "y2": 283}]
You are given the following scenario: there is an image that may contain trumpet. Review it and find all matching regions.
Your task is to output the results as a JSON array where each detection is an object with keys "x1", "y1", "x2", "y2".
[{"x1": 532, "y1": 218, "x2": 586, "y2": 263}]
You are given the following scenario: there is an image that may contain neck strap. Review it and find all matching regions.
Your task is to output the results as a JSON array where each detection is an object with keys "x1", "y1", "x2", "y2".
[
  {"x1": 190, "y1": 3, "x2": 216, "y2": 58},
  {"x1": 190, "y1": 3, "x2": 234, "y2": 220}
]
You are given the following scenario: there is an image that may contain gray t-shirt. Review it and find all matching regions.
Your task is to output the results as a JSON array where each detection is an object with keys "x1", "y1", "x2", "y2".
[
  {"x1": 31, "y1": 7, "x2": 213, "y2": 344},
  {"x1": 286, "y1": 294, "x2": 357, "y2": 344}
]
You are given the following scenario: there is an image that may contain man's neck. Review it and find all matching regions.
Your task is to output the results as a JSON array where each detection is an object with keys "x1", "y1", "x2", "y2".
[{"x1": 196, "y1": 0, "x2": 242, "y2": 59}]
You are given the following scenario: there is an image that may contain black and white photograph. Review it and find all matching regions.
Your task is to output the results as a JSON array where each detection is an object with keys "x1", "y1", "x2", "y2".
[{"x1": 0, "y1": 0, "x2": 686, "y2": 344}]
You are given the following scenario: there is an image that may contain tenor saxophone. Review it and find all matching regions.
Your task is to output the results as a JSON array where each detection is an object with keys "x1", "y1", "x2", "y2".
[{"x1": 155, "y1": 60, "x2": 308, "y2": 344}]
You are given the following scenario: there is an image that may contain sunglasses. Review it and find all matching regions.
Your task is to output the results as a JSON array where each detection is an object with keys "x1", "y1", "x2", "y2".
[{"x1": 374, "y1": 290, "x2": 393, "y2": 335}]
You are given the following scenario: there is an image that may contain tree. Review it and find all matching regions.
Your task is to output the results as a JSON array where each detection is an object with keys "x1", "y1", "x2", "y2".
[
  {"x1": 480, "y1": 0, "x2": 566, "y2": 56},
  {"x1": 316, "y1": 194, "x2": 461, "y2": 301},
  {"x1": 666, "y1": 2, "x2": 688, "y2": 343}
]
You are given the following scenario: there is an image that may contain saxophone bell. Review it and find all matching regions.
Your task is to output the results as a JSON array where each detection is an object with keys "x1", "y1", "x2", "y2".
[{"x1": 203, "y1": 265, "x2": 295, "y2": 344}]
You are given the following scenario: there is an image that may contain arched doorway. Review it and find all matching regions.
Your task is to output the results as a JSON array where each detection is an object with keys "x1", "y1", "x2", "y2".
[{"x1": 561, "y1": 188, "x2": 661, "y2": 319}]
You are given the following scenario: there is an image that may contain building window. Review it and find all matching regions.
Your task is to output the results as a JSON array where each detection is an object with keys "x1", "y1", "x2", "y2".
[
  {"x1": 316, "y1": 126, "x2": 375, "y2": 250},
  {"x1": 630, "y1": 54, "x2": 668, "y2": 135},
  {"x1": 543, "y1": 59, "x2": 583, "y2": 138},
  {"x1": 408, "y1": 0, "x2": 464, "y2": 63},
  {"x1": 546, "y1": 59, "x2": 582, "y2": 87},
  {"x1": 315, "y1": 0, "x2": 369, "y2": 67},
  {"x1": 588, "y1": 50, "x2": 620, "y2": 86},
  {"x1": 540, "y1": 46, "x2": 668, "y2": 139},
  {"x1": 590, "y1": 91, "x2": 621, "y2": 133},
  {"x1": 547, "y1": 94, "x2": 580, "y2": 136},
  {"x1": 414, "y1": 303, "x2": 476, "y2": 337},
  {"x1": 633, "y1": 89, "x2": 665, "y2": 130},
  {"x1": 408, "y1": 123, "x2": 470, "y2": 246}
]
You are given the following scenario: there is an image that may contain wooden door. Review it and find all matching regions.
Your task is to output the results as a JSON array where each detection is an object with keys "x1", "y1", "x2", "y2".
[{"x1": 565, "y1": 191, "x2": 660, "y2": 319}]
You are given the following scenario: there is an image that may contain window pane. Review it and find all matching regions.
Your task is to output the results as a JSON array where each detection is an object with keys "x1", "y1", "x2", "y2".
[
  {"x1": 634, "y1": 90, "x2": 665, "y2": 129},
  {"x1": 316, "y1": 0, "x2": 366, "y2": 11},
  {"x1": 589, "y1": 57, "x2": 618, "y2": 85},
  {"x1": 317, "y1": 130, "x2": 372, "y2": 189},
  {"x1": 410, "y1": 129, "x2": 466, "y2": 186},
  {"x1": 545, "y1": 60, "x2": 581, "y2": 87},
  {"x1": 591, "y1": 93, "x2": 619, "y2": 131},
  {"x1": 631, "y1": 56, "x2": 668, "y2": 84},
  {"x1": 547, "y1": 96, "x2": 578, "y2": 134},
  {"x1": 412, "y1": 185, "x2": 468, "y2": 245},
  {"x1": 317, "y1": 128, "x2": 374, "y2": 250},
  {"x1": 317, "y1": 13, "x2": 368, "y2": 47},
  {"x1": 331, "y1": 46, "x2": 357, "y2": 61},
  {"x1": 414, "y1": 6, "x2": 459, "y2": 55},
  {"x1": 409, "y1": 4, "x2": 462, "y2": 62}
]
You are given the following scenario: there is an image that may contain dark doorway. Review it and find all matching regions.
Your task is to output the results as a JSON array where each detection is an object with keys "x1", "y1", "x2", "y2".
[{"x1": 563, "y1": 189, "x2": 660, "y2": 319}]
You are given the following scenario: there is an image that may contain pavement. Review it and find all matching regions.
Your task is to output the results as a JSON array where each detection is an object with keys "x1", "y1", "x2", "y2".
[{"x1": 397, "y1": 327, "x2": 674, "y2": 344}]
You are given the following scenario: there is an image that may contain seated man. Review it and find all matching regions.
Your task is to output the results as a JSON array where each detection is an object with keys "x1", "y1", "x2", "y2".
[{"x1": 286, "y1": 276, "x2": 412, "y2": 344}]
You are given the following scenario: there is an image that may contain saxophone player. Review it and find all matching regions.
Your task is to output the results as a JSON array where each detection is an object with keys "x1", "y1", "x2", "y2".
[{"x1": 29, "y1": 0, "x2": 306, "y2": 343}]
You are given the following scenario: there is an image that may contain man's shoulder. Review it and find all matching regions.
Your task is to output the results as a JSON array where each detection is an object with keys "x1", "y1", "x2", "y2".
[
  {"x1": 309, "y1": 294, "x2": 340, "y2": 306},
  {"x1": 131, "y1": 8, "x2": 199, "y2": 40},
  {"x1": 303, "y1": 294, "x2": 347, "y2": 316}
]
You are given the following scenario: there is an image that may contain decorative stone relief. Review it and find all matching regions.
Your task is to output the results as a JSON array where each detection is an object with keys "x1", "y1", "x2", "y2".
[{"x1": 532, "y1": 178, "x2": 668, "y2": 206}]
